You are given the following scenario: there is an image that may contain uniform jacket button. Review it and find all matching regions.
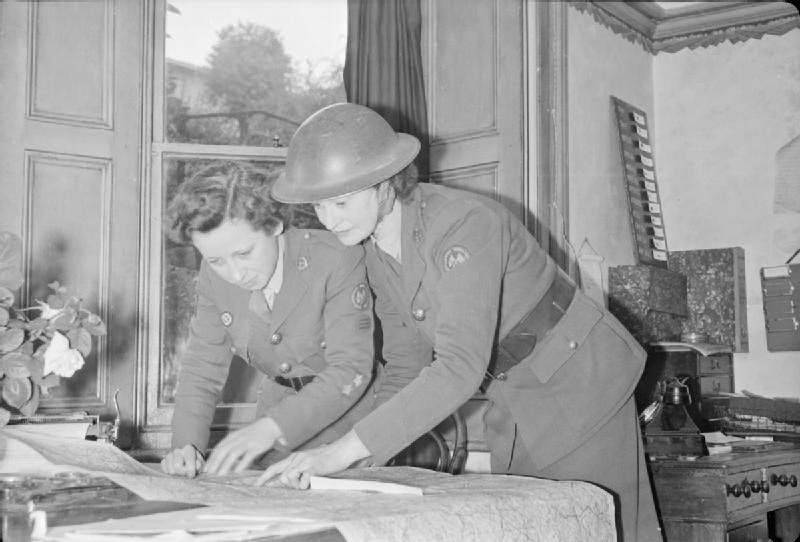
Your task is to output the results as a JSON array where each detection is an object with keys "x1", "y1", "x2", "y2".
[
  {"x1": 496, "y1": 372, "x2": 507, "y2": 381},
  {"x1": 230, "y1": 346, "x2": 237, "y2": 354},
  {"x1": 320, "y1": 340, "x2": 326, "y2": 349},
  {"x1": 568, "y1": 340, "x2": 578, "y2": 350},
  {"x1": 278, "y1": 362, "x2": 292, "y2": 374},
  {"x1": 412, "y1": 308, "x2": 426, "y2": 321},
  {"x1": 271, "y1": 332, "x2": 282, "y2": 345}
]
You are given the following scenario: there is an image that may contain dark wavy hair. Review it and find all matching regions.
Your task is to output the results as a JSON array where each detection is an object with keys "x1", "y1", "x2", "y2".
[
  {"x1": 386, "y1": 162, "x2": 420, "y2": 202},
  {"x1": 165, "y1": 162, "x2": 320, "y2": 245}
]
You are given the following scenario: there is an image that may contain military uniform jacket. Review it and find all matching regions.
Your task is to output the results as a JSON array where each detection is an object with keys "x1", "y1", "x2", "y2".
[
  {"x1": 172, "y1": 228, "x2": 375, "y2": 452},
  {"x1": 354, "y1": 184, "x2": 646, "y2": 469}
]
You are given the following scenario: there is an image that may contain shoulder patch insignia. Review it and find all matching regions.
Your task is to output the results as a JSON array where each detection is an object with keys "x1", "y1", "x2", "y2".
[
  {"x1": 444, "y1": 246, "x2": 471, "y2": 270},
  {"x1": 351, "y1": 282, "x2": 370, "y2": 310},
  {"x1": 220, "y1": 311, "x2": 233, "y2": 327}
]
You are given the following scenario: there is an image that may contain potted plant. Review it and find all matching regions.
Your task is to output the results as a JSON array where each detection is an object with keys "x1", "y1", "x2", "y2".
[{"x1": 0, "y1": 232, "x2": 106, "y2": 424}]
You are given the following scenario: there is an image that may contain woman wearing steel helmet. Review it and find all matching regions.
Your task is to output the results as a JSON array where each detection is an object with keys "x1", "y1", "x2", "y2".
[{"x1": 262, "y1": 103, "x2": 661, "y2": 542}]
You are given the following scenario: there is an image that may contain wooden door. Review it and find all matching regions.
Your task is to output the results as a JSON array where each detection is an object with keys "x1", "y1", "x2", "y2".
[
  {"x1": 420, "y1": 0, "x2": 526, "y2": 455},
  {"x1": 0, "y1": 1, "x2": 144, "y2": 446},
  {"x1": 423, "y1": 0, "x2": 526, "y2": 218}
]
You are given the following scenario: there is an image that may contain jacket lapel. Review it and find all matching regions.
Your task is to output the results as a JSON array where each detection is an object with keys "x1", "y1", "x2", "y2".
[{"x1": 269, "y1": 232, "x2": 309, "y2": 331}]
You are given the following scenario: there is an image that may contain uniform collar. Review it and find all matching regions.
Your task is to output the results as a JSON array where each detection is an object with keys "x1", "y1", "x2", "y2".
[{"x1": 261, "y1": 233, "x2": 285, "y2": 310}]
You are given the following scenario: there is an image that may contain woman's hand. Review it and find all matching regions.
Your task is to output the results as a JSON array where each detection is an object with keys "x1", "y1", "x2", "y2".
[
  {"x1": 256, "y1": 430, "x2": 371, "y2": 488},
  {"x1": 161, "y1": 444, "x2": 205, "y2": 477},
  {"x1": 204, "y1": 417, "x2": 284, "y2": 475}
]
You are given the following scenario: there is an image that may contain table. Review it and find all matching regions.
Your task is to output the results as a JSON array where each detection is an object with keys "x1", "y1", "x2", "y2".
[
  {"x1": 650, "y1": 447, "x2": 800, "y2": 541},
  {"x1": 1, "y1": 468, "x2": 617, "y2": 541},
  {"x1": 0, "y1": 428, "x2": 618, "y2": 541}
]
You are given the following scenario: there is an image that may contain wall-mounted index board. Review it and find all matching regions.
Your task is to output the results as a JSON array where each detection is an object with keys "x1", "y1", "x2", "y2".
[{"x1": 612, "y1": 96, "x2": 669, "y2": 268}]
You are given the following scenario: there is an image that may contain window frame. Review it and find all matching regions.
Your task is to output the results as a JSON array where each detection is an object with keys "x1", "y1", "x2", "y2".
[{"x1": 139, "y1": 0, "x2": 290, "y2": 449}]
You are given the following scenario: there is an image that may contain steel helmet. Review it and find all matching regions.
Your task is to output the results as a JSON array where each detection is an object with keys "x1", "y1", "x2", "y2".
[{"x1": 271, "y1": 103, "x2": 421, "y2": 203}]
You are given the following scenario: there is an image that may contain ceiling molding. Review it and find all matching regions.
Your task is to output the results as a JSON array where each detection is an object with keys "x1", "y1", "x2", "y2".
[{"x1": 568, "y1": 1, "x2": 800, "y2": 54}]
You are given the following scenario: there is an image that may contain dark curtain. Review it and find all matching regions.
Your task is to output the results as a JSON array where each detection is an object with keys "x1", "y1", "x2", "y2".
[{"x1": 344, "y1": 0, "x2": 429, "y2": 178}]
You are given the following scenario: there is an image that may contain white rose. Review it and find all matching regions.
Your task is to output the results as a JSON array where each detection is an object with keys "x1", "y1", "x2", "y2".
[{"x1": 43, "y1": 331, "x2": 85, "y2": 377}]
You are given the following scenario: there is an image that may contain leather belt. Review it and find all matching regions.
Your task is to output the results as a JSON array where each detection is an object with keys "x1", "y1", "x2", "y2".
[
  {"x1": 275, "y1": 375, "x2": 315, "y2": 391},
  {"x1": 482, "y1": 270, "x2": 576, "y2": 390}
]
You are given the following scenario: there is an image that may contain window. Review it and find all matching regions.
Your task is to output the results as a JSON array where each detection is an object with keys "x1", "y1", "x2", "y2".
[
  {"x1": 146, "y1": 0, "x2": 347, "y2": 430},
  {"x1": 163, "y1": 0, "x2": 347, "y2": 148}
]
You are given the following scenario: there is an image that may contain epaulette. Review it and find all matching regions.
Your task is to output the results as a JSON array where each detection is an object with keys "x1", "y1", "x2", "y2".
[{"x1": 418, "y1": 184, "x2": 485, "y2": 229}]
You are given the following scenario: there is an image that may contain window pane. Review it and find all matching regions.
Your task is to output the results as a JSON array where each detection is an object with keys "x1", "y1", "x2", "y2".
[{"x1": 164, "y1": 0, "x2": 347, "y2": 147}]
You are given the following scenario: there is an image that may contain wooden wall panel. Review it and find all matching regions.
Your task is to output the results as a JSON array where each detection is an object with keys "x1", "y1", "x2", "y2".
[
  {"x1": 429, "y1": 163, "x2": 499, "y2": 203},
  {"x1": 24, "y1": 151, "x2": 111, "y2": 406},
  {"x1": 28, "y1": 1, "x2": 113, "y2": 127},
  {"x1": 423, "y1": 0, "x2": 524, "y2": 219},
  {"x1": 428, "y1": 0, "x2": 497, "y2": 143}
]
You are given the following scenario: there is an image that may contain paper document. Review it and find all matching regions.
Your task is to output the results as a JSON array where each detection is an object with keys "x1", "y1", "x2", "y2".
[
  {"x1": 650, "y1": 341, "x2": 733, "y2": 357},
  {"x1": 6, "y1": 421, "x2": 92, "y2": 440},
  {"x1": 310, "y1": 475, "x2": 423, "y2": 495},
  {"x1": 0, "y1": 428, "x2": 161, "y2": 476}
]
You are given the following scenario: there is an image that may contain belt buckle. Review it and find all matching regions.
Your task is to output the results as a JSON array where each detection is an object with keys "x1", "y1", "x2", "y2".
[
  {"x1": 481, "y1": 368, "x2": 508, "y2": 393},
  {"x1": 489, "y1": 370, "x2": 507, "y2": 381}
]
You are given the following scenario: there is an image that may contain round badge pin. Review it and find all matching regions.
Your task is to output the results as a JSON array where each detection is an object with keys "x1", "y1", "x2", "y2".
[{"x1": 220, "y1": 311, "x2": 233, "y2": 327}]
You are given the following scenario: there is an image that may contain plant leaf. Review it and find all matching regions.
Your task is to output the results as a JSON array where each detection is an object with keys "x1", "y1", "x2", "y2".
[
  {"x1": 47, "y1": 293, "x2": 67, "y2": 310},
  {"x1": 26, "y1": 354, "x2": 43, "y2": 383},
  {"x1": 0, "y1": 287, "x2": 14, "y2": 308},
  {"x1": 27, "y1": 317, "x2": 48, "y2": 331},
  {"x1": 39, "y1": 373, "x2": 60, "y2": 396},
  {"x1": 19, "y1": 384, "x2": 39, "y2": 416},
  {"x1": 84, "y1": 317, "x2": 107, "y2": 336},
  {"x1": 0, "y1": 328, "x2": 24, "y2": 353},
  {"x1": 68, "y1": 328, "x2": 93, "y2": 357},
  {"x1": 2, "y1": 376, "x2": 32, "y2": 408},
  {"x1": 0, "y1": 232, "x2": 23, "y2": 291},
  {"x1": 6, "y1": 319, "x2": 25, "y2": 330},
  {"x1": 51, "y1": 307, "x2": 77, "y2": 330},
  {"x1": 1, "y1": 351, "x2": 33, "y2": 379}
]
